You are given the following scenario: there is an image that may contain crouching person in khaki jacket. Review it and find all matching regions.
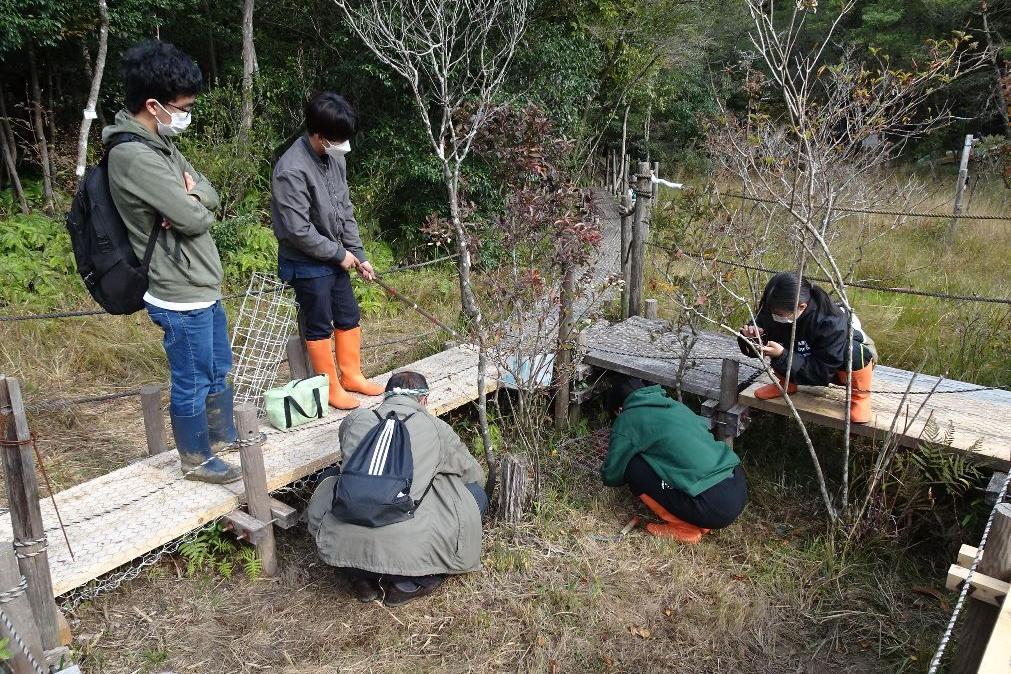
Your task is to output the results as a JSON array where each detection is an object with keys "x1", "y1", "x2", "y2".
[{"x1": 307, "y1": 371, "x2": 487, "y2": 606}]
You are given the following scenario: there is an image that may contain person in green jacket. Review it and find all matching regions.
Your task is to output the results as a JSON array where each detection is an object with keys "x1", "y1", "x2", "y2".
[
  {"x1": 601, "y1": 376, "x2": 747, "y2": 543},
  {"x1": 103, "y1": 41, "x2": 240, "y2": 484}
]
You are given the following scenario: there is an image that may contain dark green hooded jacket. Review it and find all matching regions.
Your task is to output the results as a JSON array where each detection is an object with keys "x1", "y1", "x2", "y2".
[{"x1": 601, "y1": 385, "x2": 741, "y2": 497}]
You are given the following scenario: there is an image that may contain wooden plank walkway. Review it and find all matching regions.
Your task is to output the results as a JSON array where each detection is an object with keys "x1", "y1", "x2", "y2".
[
  {"x1": 584, "y1": 316, "x2": 1011, "y2": 469},
  {"x1": 0, "y1": 189, "x2": 625, "y2": 599},
  {"x1": 0, "y1": 345, "x2": 495, "y2": 597}
]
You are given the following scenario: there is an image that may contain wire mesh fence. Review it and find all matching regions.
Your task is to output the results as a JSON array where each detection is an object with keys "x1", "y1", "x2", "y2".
[{"x1": 230, "y1": 273, "x2": 299, "y2": 411}]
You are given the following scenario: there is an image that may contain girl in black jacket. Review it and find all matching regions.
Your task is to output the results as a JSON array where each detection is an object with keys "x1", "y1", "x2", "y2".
[{"x1": 738, "y1": 272, "x2": 876, "y2": 423}]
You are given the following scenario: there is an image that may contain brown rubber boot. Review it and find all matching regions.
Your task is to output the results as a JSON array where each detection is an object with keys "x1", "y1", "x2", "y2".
[
  {"x1": 334, "y1": 327, "x2": 385, "y2": 396},
  {"x1": 305, "y1": 338, "x2": 359, "y2": 410},
  {"x1": 639, "y1": 494, "x2": 706, "y2": 544},
  {"x1": 837, "y1": 363, "x2": 873, "y2": 424},
  {"x1": 754, "y1": 375, "x2": 798, "y2": 400}
]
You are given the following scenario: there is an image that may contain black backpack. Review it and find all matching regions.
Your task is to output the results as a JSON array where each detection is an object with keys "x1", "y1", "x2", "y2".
[
  {"x1": 66, "y1": 133, "x2": 161, "y2": 315},
  {"x1": 331, "y1": 410, "x2": 436, "y2": 528}
]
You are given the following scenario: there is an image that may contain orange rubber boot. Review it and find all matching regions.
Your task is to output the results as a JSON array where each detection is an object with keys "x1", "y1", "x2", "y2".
[
  {"x1": 334, "y1": 327, "x2": 385, "y2": 396},
  {"x1": 754, "y1": 375, "x2": 798, "y2": 400},
  {"x1": 639, "y1": 494, "x2": 705, "y2": 544},
  {"x1": 837, "y1": 363, "x2": 873, "y2": 424},
  {"x1": 305, "y1": 338, "x2": 359, "y2": 410}
]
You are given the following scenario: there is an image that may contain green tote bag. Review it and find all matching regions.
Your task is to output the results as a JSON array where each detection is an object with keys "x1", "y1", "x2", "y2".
[{"x1": 263, "y1": 375, "x2": 329, "y2": 430}]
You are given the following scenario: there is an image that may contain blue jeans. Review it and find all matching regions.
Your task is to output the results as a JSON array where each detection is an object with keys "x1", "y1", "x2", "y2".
[{"x1": 146, "y1": 301, "x2": 232, "y2": 417}]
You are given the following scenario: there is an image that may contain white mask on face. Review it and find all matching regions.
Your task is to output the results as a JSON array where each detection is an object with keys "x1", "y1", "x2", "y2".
[
  {"x1": 771, "y1": 313, "x2": 795, "y2": 324},
  {"x1": 154, "y1": 101, "x2": 192, "y2": 137},
  {"x1": 324, "y1": 139, "x2": 351, "y2": 158}
]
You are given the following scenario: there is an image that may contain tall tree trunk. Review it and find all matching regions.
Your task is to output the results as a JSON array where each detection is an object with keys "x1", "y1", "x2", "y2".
[
  {"x1": 76, "y1": 0, "x2": 110, "y2": 179},
  {"x1": 981, "y1": 1, "x2": 1011, "y2": 138},
  {"x1": 619, "y1": 104, "x2": 630, "y2": 192},
  {"x1": 27, "y1": 43, "x2": 55, "y2": 215},
  {"x1": 238, "y1": 0, "x2": 257, "y2": 147},
  {"x1": 202, "y1": 0, "x2": 219, "y2": 85},
  {"x1": 446, "y1": 171, "x2": 497, "y2": 498},
  {"x1": 0, "y1": 115, "x2": 28, "y2": 214},
  {"x1": 46, "y1": 65, "x2": 58, "y2": 180},
  {"x1": 553, "y1": 264, "x2": 576, "y2": 430}
]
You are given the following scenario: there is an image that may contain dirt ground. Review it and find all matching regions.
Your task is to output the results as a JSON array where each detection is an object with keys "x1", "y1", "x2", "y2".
[{"x1": 65, "y1": 428, "x2": 946, "y2": 674}]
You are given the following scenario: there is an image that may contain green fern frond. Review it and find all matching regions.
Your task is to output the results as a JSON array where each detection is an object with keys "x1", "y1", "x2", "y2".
[{"x1": 239, "y1": 546, "x2": 263, "y2": 581}]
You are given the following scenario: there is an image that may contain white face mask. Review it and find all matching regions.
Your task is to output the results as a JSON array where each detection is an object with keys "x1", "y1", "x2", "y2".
[
  {"x1": 771, "y1": 313, "x2": 795, "y2": 324},
  {"x1": 324, "y1": 139, "x2": 351, "y2": 158},
  {"x1": 154, "y1": 101, "x2": 192, "y2": 137}
]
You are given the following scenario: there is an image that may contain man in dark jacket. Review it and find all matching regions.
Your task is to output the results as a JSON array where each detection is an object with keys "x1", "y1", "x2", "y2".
[
  {"x1": 271, "y1": 92, "x2": 383, "y2": 411},
  {"x1": 601, "y1": 376, "x2": 747, "y2": 543}
]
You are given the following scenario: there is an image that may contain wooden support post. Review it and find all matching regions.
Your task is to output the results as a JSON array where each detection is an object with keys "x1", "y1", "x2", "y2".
[
  {"x1": 0, "y1": 541, "x2": 46, "y2": 674},
  {"x1": 951, "y1": 501, "x2": 1011, "y2": 673},
  {"x1": 0, "y1": 376, "x2": 60, "y2": 651},
  {"x1": 979, "y1": 592, "x2": 1011, "y2": 674},
  {"x1": 620, "y1": 191, "x2": 633, "y2": 319},
  {"x1": 286, "y1": 335, "x2": 311, "y2": 381},
  {"x1": 553, "y1": 265, "x2": 577, "y2": 431},
  {"x1": 140, "y1": 384, "x2": 167, "y2": 455},
  {"x1": 948, "y1": 133, "x2": 974, "y2": 246},
  {"x1": 717, "y1": 359, "x2": 740, "y2": 448},
  {"x1": 568, "y1": 331, "x2": 588, "y2": 427},
  {"x1": 628, "y1": 161, "x2": 652, "y2": 318},
  {"x1": 986, "y1": 472, "x2": 1008, "y2": 506},
  {"x1": 644, "y1": 298, "x2": 658, "y2": 320},
  {"x1": 651, "y1": 161, "x2": 659, "y2": 201},
  {"x1": 233, "y1": 403, "x2": 278, "y2": 577}
]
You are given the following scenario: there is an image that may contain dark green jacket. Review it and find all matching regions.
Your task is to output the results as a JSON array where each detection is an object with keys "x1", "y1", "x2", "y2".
[
  {"x1": 102, "y1": 110, "x2": 223, "y2": 303},
  {"x1": 601, "y1": 385, "x2": 741, "y2": 497}
]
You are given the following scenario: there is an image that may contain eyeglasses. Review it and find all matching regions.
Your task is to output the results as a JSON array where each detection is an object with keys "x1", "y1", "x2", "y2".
[{"x1": 161, "y1": 101, "x2": 194, "y2": 114}]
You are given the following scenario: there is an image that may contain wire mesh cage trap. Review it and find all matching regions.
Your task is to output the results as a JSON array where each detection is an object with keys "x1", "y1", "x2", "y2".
[{"x1": 230, "y1": 273, "x2": 298, "y2": 410}]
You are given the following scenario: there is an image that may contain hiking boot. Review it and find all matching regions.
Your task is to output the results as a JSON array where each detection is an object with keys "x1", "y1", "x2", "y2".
[
  {"x1": 335, "y1": 327, "x2": 385, "y2": 396},
  {"x1": 306, "y1": 337, "x2": 359, "y2": 410},
  {"x1": 382, "y1": 576, "x2": 445, "y2": 607},
  {"x1": 206, "y1": 387, "x2": 238, "y2": 453},
  {"x1": 754, "y1": 374, "x2": 797, "y2": 400},
  {"x1": 349, "y1": 575, "x2": 382, "y2": 603},
  {"x1": 171, "y1": 410, "x2": 241, "y2": 484}
]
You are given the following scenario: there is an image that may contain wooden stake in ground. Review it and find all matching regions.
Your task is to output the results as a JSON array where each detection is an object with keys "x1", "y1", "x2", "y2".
[
  {"x1": 717, "y1": 359, "x2": 739, "y2": 449},
  {"x1": 947, "y1": 133, "x2": 974, "y2": 246},
  {"x1": 620, "y1": 191, "x2": 633, "y2": 319},
  {"x1": 0, "y1": 541, "x2": 46, "y2": 674},
  {"x1": 628, "y1": 162, "x2": 653, "y2": 318},
  {"x1": 951, "y1": 501, "x2": 1011, "y2": 673},
  {"x1": 233, "y1": 403, "x2": 278, "y2": 577},
  {"x1": 0, "y1": 376, "x2": 60, "y2": 651},
  {"x1": 140, "y1": 384, "x2": 167, "y2": 455}
]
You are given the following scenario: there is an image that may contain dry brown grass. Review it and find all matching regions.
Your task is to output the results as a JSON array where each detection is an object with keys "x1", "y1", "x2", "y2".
[{"x1": 64, "y1": 428, "x2": 943, "y2": 674}]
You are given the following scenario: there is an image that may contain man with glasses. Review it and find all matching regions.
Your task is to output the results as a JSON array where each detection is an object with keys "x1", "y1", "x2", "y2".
[
  {"x1": 104, "y1": 40, "x2": 241, "y2": 484},
  {"x1": 271, "y1": 91, "x2": 384, "y2": 410}
]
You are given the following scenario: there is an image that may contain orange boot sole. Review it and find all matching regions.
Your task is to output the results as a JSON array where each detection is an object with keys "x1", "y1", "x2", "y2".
[{"x1": 639, "y1": 494, "x2": 707, "y2": 544}]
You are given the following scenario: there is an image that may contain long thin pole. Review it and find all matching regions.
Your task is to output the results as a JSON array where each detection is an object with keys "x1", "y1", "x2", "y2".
[{"x1": 371, "y1": 275, "x2": 459, "y2": 339}]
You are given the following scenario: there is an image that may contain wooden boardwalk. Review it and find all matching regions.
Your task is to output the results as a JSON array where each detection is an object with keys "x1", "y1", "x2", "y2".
[
  {"x1": 0, "y1": 345, "x2": 494, "y2": 597},
  {"x1": 0, "y1": 191, "x2": 626, "y2": 599},
  {"x1": 583, "y1": 316, "x2": 1011, "y2": 469}
]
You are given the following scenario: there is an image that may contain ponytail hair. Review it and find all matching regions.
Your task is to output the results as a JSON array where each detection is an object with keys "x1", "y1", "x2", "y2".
[{"x1": 759, "y1": 271, "x2": 841, "y2": 317}]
